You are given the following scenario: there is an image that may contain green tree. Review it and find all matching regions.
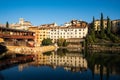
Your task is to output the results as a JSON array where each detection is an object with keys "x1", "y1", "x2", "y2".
[
  {"x1": 42, "y1": 38, "x2": 52, "y2": 46},
  {"x1": 57, "y1": 38, "x2": 65, "y2": 46},
  {"x1": 92, "y1": 16, "x2": 95, "y2": 31},
  {"x1": 88, "y1": 17, "x2": 96, "y2": 43},
  {"x1": 91, "y1": 17, "x2": 96, "y2": 42},
  {"x1": 100, "y1": 13, "x2": 104, "y2": 31},
  {"x1": 106, "y1": 16, "x2": 111, "y2": 34},
  {"x1": 6, "y1": 21, "x2": 9, "y2": 28},
  {"x1": 63, "y1": 40, "x2": 68, "y2": 47},
  {"x1": 100, "y1": 13, "x2": 105, "y2": 38},
  {"x1": 86, "y1": 35, "x2": 94, "y2": 43}
]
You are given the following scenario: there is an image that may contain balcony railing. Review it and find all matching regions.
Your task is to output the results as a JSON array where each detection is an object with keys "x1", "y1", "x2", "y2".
[{"x1": 0, "y1": 33, "x2": 34, "y2": 39}]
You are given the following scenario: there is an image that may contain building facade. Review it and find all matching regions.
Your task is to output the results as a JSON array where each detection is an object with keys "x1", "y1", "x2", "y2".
[
  {"x1": 29, "y1": 20, "x2": 88, "y2": 46},
  {"x1": 94, "y1": 19, "x2": 107, "y2": 31},
  {"x1": 49, "y1": 25, "x2": 88, "y2": 42},
  {"x1": 94, "y1": 19, "x2": 120, "y2": 33},
  {"x1": 112, "y1": 19, "x2": 120, "y2": 33},
  {"x1": 0, "y1": 27, "x2": 35, "y2": 46},
  {"x1": 10, "y1": 18, "x2": 32, "y2": 30},
  {"x1": 29, "y1": 26, "x2": 50, "y2": 46}
]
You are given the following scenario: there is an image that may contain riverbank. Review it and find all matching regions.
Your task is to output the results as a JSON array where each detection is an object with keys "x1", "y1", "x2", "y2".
[
  {"x1": 88, "y1": 43, "x2": 120, "y2": 52},
  {"x1": 6, "y1": 45, "x2": 56, "y2": 55}
]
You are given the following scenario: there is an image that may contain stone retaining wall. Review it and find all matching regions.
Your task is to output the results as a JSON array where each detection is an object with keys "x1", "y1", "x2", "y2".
[
  {"x1": 88, "y1": 44, "x2": 120, "y2": 51},
  {"x1": 7, "y1": 45, "x2": 56, "y2": 55}
]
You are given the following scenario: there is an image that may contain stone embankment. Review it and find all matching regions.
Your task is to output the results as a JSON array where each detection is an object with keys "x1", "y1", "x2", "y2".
[
  {"x1": 88, "y1": 44, "x2": 120, "y2": 52},
  {"x1": 7, "y1": 45, "x2": 56, "y2": 55}
]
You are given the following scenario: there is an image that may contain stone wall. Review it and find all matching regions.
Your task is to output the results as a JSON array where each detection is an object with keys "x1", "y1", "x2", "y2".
[{"x1": 7, "y1": 45, "x2": 56, "y2": 55}]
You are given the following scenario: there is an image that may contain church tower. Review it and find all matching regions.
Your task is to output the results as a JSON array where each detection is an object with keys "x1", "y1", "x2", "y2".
[{"x1": 19, "y1": 18, "x2": 24, "y2": 25}]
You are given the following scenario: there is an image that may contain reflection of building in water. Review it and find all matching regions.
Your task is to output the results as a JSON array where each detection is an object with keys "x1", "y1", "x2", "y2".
[
  {"x1": 18, "y1": 63, "x2": 29, "y2": 72},
  {"x1": 94, "y1": 64, "x2": 119, "y2": 75},
  {"x1": 49, "y1": 52, "x2": 87, "y2": 68},
  {"x1": 34, "y1": 52, "x2": 87, "y2": 72},
  {"x1": 49, "y1": 52, "x2": 87, "y2": 72},
  {"x1": 34, "y1": 53, "x2": 49, "y2": 65},
  {"x1": 94, "y1": 65, "x2": 107, "y2": 74}
]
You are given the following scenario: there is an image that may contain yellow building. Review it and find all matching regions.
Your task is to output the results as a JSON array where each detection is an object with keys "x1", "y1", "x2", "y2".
[
  {"x1": 29, "y1": 26, "x2": 50, "y2": 46},
  {"x1": 112, "y1": 19, "x2": 120, "y2": 33},
  {"x1": 38, "y1": 27, "x2": 50, "y2": 43},
  {"x1": 94, "y1": 19, "x2": 120, "y2": 33},
  {"x1": 29, "y1": 26, "x2": 40, "y2": 46},
  {"x1": 94, "y1": 19, "x2": 107, "y2": 31}
]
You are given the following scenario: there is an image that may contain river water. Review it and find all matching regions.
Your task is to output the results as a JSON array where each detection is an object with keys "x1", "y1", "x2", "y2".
[{"x1": 0, "y1": 48, "x2": 120, "y2": 80}]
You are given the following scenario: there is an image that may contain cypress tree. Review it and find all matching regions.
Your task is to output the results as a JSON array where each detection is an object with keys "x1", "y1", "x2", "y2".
[
  {"x1": 6, "y1": 21, "x2": 9, "y2": 28},
  {"x1": 106, "y1": 16, "x2": 111, "y2": 34},
  {"x1": 100, "y1": 13, "x2": 105, "y2": 38},
  {"x1": 100, "y1": 13, "x2": 104, "y2": 31},
  {"x1": 91, "y1": 16, "x2": 96, "y2": 42},
  {"x1": 92, "y1": 16, "x2": 95, "y2": 31}
]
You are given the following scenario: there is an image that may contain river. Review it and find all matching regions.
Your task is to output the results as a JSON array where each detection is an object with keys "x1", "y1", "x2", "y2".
[{"x1": 0, "y1": 48, "x2": 120, "y2": 80}]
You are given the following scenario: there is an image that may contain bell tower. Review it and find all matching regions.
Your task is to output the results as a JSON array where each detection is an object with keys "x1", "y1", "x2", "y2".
[{"x1": 19, "y1": 18, "x2": 24, "y2": 25}]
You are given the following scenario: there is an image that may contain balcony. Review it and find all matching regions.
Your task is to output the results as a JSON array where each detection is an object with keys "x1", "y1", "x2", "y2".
[{"x1": 0, "y1": 33, "x2": 34, "y2": 39}]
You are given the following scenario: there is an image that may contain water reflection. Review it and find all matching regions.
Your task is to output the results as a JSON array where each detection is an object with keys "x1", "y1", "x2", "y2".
[
  {"x1": 32, "y1": 49, "x2": 87, "y2": 72},
  {"x1": 0, "y1": 54, "x2": 34, "y2": 71},
  {"x1": 87, "y1": 51, "x2": 120, "y2": 80},
  {"x1": 0, "y1": 48, "x2": 120, "y2": 80},
  {"x1": 17, "y1": 49, "x2": 87, "y2": 73}
]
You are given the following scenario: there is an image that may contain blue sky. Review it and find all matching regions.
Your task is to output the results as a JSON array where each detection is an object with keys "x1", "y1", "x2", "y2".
[{"x1": 0, "y1": 0, "x2": 120, "y2": 26}]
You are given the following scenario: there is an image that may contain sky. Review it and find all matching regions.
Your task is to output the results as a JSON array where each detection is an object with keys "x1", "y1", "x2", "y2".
[{"x1": 0, "y1": 0, "x2": 120, "y2": 26}]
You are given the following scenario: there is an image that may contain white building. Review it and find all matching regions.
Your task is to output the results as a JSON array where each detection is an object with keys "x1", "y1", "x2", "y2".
[
  {"x1": 49, "y1": 26, "x2": 88, "y2": 42},
  {"x1": 10, "y1": 18, "x2": 32, "y2": 30},
  {"x1": 64, "y1": 22, "x2": 72, "y2": 27},
  {"x1": 28, "y1": 20, "x2": 88, "y2": 45}
]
